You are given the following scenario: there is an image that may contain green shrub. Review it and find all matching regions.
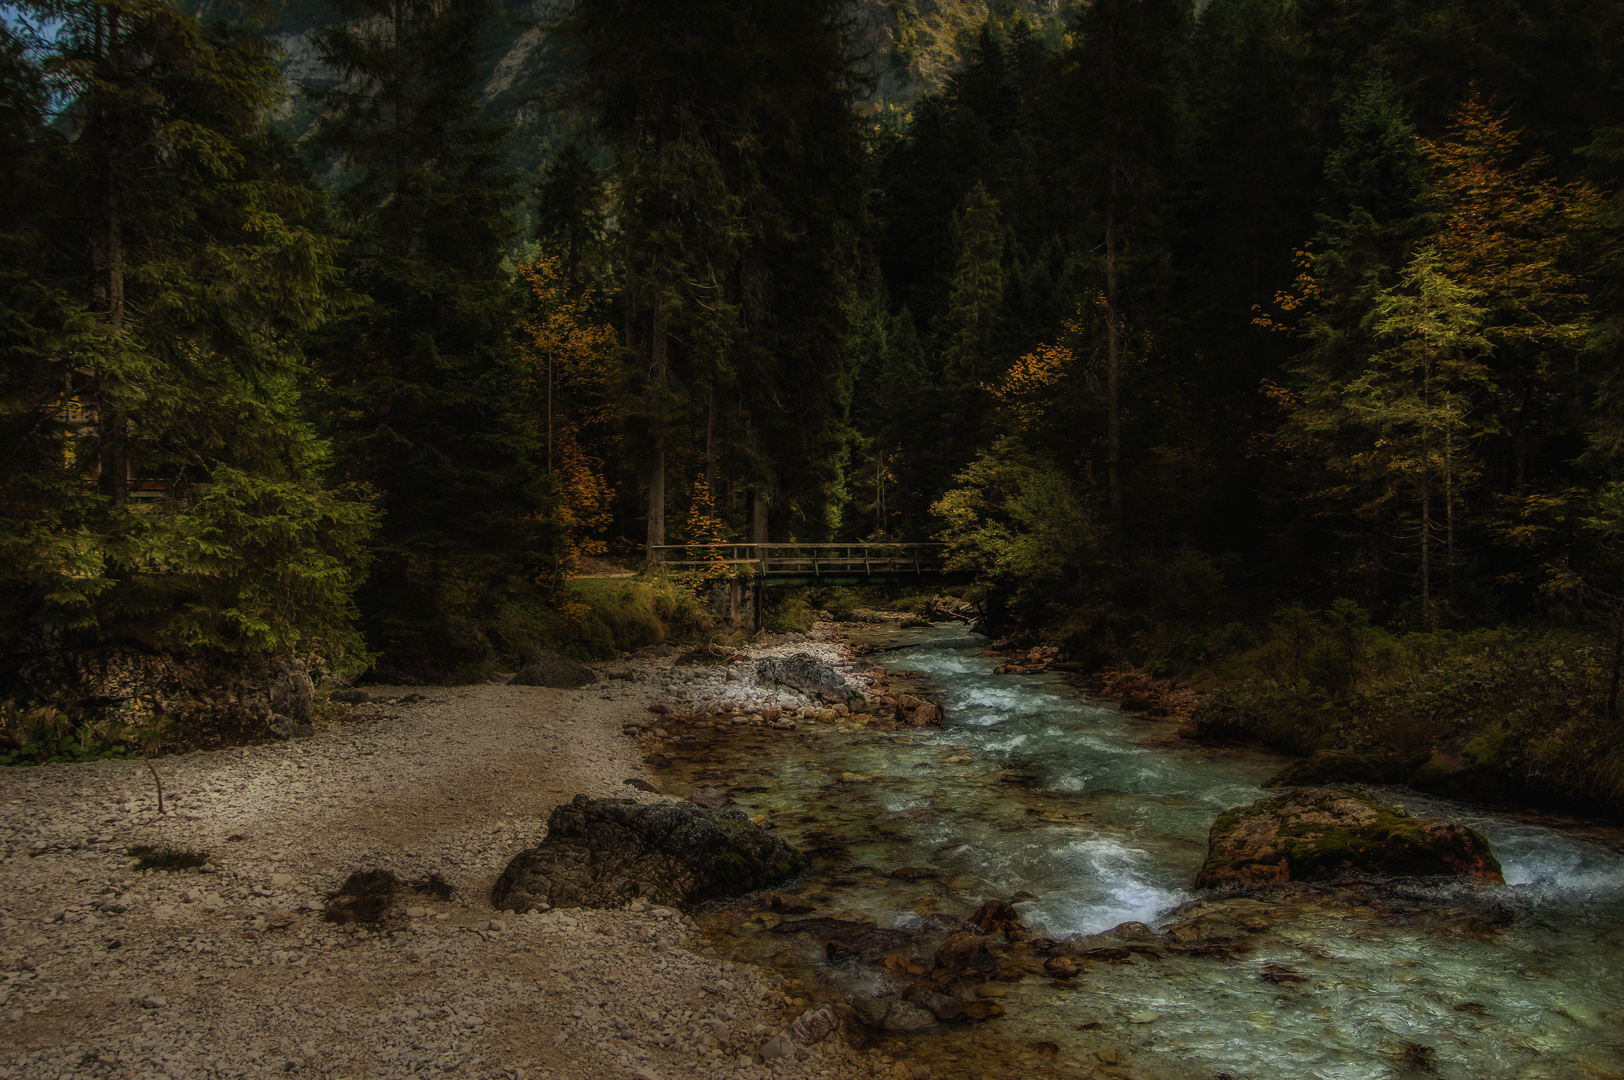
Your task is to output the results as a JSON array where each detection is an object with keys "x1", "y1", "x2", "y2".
[
  {"x1": 0, "y1": 701, "x2": 142, "y2": 766},
  {"x1": 487, "y1": 577, "x2": 715, "y2": 664},
  {"x1": 763, "y1": 596, "x2": 816, "y2": 634}
]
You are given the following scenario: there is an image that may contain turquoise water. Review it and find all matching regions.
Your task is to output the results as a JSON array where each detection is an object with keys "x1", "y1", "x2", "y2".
[{"x1": 678, "y1": 627, "x2": 1624, "y2": 1080}]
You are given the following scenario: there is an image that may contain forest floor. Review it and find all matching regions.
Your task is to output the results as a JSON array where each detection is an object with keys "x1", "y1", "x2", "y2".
[{"x1": 0, "y1": 639, "x2": 890, "y2": 1080}]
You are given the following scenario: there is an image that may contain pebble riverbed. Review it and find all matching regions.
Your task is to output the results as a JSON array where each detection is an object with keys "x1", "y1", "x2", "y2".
[{"x1": 0, "y1": 636, "x2": 895, "y2": 1080}]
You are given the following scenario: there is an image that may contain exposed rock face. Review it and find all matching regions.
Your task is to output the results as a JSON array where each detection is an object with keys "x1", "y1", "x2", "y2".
[
  {"x1": 755, "y1": 654, "x2": 860, "y2": 704},
  {"x1": 508, "y1": 650, "x2": 597, "y2": 688},
  {"x1": 8, "y1": 643, "x2": 315, "y2": 747},
  {"x1": 266, "y1": 655, "x2": 315, "y2": 735},
  {"x1": 490, "y1": 795, "x2": 807, "y2": 912},
  {"x1": 1196, "y1": 787, "x2": 1504, "y2": 889}
]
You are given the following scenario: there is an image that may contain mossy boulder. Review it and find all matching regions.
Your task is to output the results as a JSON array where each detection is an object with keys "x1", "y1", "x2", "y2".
[
  {"x1": 491, "y1": 794, "x2": 807, "y2": 912},
  {"x1": 1195, "y1": 787, "x2": 1503, "y2": 889}
]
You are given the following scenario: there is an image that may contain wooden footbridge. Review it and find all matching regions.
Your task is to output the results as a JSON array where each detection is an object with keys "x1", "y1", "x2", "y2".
[{"x1": 648, "y1": 542, "x2": 963, "y2": 587}]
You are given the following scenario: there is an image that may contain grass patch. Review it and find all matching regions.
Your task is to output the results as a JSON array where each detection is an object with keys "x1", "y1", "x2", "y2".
[
  {"x1": 127, "y1": 845, "x2": 209, "y2": 871},
  {"x1": 488, "y1": 576, "x2": 715, "y2": 664}
]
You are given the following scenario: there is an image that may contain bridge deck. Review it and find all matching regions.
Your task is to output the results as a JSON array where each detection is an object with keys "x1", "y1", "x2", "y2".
[{"x1": 649, "y1": 542, "x2": 960, "y2": 584}]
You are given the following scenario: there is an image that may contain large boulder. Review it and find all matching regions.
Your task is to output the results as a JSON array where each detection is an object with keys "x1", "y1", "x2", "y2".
[
  {"x1": 491, "y1": 795, "x2": 807, "y2": 911},
  {"x1": 509, "y1": 650, "x2": 597, "y2": 688},
  {"x1": 755, "y1": 653, "x2": 860, "y2": 704},
  {"x1": 1196, "y1": 787, "x2": 1503, "y2": 889}
]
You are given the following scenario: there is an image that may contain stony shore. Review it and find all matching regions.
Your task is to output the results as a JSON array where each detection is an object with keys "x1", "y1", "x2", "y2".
[{"x1": 0, "y1": 633, "x2": 893, "y2": 1080}]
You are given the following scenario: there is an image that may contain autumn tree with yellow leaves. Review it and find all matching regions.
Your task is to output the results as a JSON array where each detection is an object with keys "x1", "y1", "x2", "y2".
[{"x1": 518, "y1": 256, "x2": 619, "y2": 589}]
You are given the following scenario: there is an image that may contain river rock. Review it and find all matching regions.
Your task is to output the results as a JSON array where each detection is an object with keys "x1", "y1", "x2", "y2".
[
  {"x1": 755, "y1": 654, "x2": 860, "y2": 704},
  {"x1": 882, "y1": 999, "x2": 937, "y2": 1033},
  {"x1": 933, "y1": 930, "x2": 996, "y2": 975},
  {"x1": 689, "y1": 788, "x2": 731, "y2": 810},
  {"x1": 906, "y1": 988, "x2": 963, "y2": 1021},
  {"x1": 508, "y1": 650, "x2": 597, "y2": 688},
  {"x1": 771, "y1": 917, "x2": 914, "y2": 962},
  {"x1": 1195, "y1": 787, "x2": 1503, "y2": 889},
  {"x1": 757, "y1": 1004, "x2": 845, "y2": 1062},
  {"x1": 490, "y1": 795, "x2": 807, "y2": 911}
]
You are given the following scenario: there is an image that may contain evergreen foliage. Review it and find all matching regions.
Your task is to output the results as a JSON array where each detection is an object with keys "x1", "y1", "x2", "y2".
[
  {"x1": 6, "y1": 0, "x2": 1624, "y2": 704},
  {"x1": 305, "y1": 0, "x2": 555, "y2": 667},
  {"x1": 0, "y1": 2, "x2": 373, "y2": 668}
]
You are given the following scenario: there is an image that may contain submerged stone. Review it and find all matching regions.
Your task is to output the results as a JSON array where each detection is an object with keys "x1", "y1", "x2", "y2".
[
  {"x1": 490, "y1": 795, "x2": 807, "y2": 911},
  {"x1": 1195, "y1": 787, "x2": 1503, "y2": 889}
]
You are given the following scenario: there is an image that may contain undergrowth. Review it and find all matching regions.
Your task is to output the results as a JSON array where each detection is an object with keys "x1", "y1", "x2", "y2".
[
  {"x1": 488, "y1": 576, "x2": 715, "y2": 664},
  {"x1": 1185, "y1": 603, "x2": 1624, "y2": 816},
  {"x1": 0, "y1": 701, "x2": 158, "y2": 766}
]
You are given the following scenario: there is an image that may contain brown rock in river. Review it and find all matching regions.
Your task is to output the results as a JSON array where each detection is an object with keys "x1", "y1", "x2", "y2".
[
  {"x1": 969, "y1": 898, "x2": 1022, "y2": 934},
  {"x1": 1196, "y1": 787, "x2": 1503, "y2": 889},
  {"x1": 933, "y1": 930, "x2": 995, "y2": 974}
]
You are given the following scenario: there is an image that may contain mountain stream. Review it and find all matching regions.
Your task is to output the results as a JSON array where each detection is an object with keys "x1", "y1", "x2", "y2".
[{"x1": 664, "y1": 627, "x2": 1624, "y2": 1080}]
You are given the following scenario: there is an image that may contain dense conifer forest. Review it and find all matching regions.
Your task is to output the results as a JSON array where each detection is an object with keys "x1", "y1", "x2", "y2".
[{"x1": 4, "y1": 0, "x2": 1624, "y2": 807}]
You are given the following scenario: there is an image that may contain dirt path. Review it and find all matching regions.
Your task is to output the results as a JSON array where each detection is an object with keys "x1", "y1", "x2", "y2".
[{"x1": 0, "y1": 656, "x2": 882, "y2": 1080}]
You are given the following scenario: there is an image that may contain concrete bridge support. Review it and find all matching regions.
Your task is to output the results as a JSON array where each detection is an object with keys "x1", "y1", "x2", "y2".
[{"x1": 706, "y1": 572, "x2": 763, "y2": 631}]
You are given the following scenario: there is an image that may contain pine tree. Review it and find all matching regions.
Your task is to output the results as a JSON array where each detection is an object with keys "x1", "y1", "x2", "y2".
[
  {"x1": 563, "y1": 0, "x2": 864, "y2": 550},
  {"x1": 561, "y1": 0, "x2": 745, "y2": 564},
  {"x1": 0, "y1": 2, "x2": 375, "y2": 664},
  {"x1": 940, "y1": 183, "x2": 1006, "y2": 390},
  {"x1": 1274, "y1": 75, "x2": 1434, "y2": 600},
  {"x1": 534, "y1": 139, "x2": 609, "y2": 290},
  {"x1": 1423, "y1": 100, "x2": 1596, "y2": 498},
  {"x1": 306, "y1": 0, "x2": 551, "y2": 660},
  {"x1": 1063, "y1": 0, "x2": 1193, "y2": 556}
]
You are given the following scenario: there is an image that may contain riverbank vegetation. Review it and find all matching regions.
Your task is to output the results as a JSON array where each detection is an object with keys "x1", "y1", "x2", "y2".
[{"x1": 2, "y1": 1, "x2": 1622, "y2": 805}]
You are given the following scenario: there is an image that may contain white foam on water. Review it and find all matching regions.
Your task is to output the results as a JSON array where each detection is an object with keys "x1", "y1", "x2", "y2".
[{"x1": 1023, "y1": 837, "x2": 1188, "y2": 936}]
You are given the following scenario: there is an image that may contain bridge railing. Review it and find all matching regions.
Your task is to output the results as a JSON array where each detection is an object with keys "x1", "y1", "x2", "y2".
[{"x1": 648, "y1": 542, "x2": 948, "y2": 578}]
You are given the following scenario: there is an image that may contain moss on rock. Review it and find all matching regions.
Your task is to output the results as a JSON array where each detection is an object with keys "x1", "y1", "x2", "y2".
[{"x1": 1196, "y1": 787, "x2": 1503, "y2": 889}]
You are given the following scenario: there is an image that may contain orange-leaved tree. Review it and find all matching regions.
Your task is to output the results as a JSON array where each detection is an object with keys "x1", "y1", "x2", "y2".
[
  {"x1": 1423, "y1": 98, "x2": 1599, "y2": 572},
  {"x1": 681, "y1": 474, "x2": 731, "y2": 593},
  {"x1": 518, "y1": 256, "x2": 619, "y2": 588}
]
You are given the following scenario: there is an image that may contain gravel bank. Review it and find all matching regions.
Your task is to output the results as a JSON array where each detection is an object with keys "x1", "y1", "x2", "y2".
[{"x1": 0, "y1": 637, "x2": 887, "y2": 1080}]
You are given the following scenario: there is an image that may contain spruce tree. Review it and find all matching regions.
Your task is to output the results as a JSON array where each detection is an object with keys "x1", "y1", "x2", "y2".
[
  {"x1": 306, "y1": 0, "x2": 552, "y2": 668},
  {"x1": 0, "y1": 2, "x2": 375, "y2": 670},
  {"x1": 1064, "y1": 0, "x2": 1193, "y2": 556}
]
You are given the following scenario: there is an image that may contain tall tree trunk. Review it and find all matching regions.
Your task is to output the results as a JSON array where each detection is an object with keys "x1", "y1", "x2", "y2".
[
  {"x1": 95, "y1": 7, "x2": 128, "y2": 505},
  {"x1": 646, "y1": 301, "x2": 668, "y2": 567},
  {"x1": 1105, "y1": 174, "x2": 1122, "y2": 559},
  {"x1": 703, "y1": 384, "x2": 717, "y2": 497},
  {"x1": 1420, "y1": 471, "x2": 1434, "y2": 632},
  {"x1": 1444, "y1": 428, "x2": 1456, "y2": 609},
  {"x1": 1608, "y1": 608, "x2": 1623, "y2": 723},
  {"x1": 1103, "y1": 5, "x2": 1122, "y2": 560},
  {"x1": 751, "y1": 486, "x2": 768, "y2": 545}
]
